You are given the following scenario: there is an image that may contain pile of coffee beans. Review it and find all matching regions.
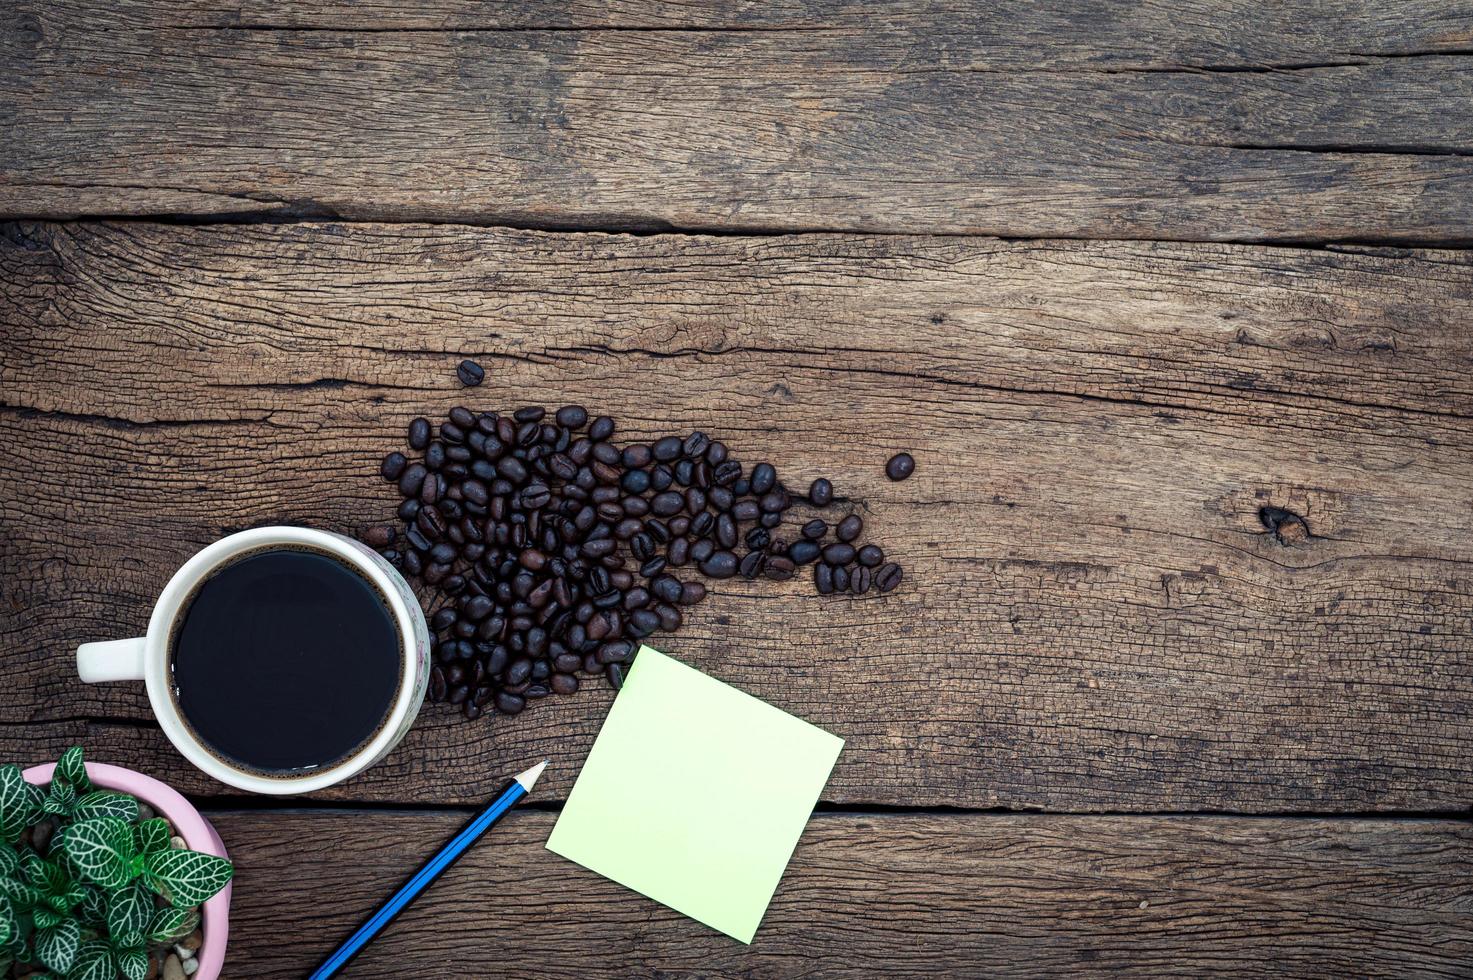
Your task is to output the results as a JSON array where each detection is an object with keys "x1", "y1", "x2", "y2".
[{"x1": 364, "y1": 389, "x2": 906, "y2": 720}]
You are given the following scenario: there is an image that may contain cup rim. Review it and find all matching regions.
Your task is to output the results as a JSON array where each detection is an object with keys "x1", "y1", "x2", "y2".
[{"x1": 143, "y1": 526, "x2": 422, "y2": 795}]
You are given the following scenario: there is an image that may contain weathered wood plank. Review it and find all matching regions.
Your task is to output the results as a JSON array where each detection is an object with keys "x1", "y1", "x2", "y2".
[
  {"x1": 2, "y1": 222, "x2": 1470, "y2": 811},
  {"x1": 210, "y1": 810, "x2": 1473, "y2": 977},
  {"x1": 3, "y1": 4, "x2": 1473, "y2": 239}
]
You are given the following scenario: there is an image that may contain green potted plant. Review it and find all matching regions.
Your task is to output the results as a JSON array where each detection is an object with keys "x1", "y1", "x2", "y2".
[{"x1": 1, "y1": 748, "x2": 233, "y2": 979}]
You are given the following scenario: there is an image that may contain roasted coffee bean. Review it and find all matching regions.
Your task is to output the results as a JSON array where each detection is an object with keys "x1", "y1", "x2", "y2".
[
  {"x1": 685, "y1": 488, "x2": 707, "y2": 515},
  {"x1": 456, "y1": 360, "x2": 485, "y2": 386},
  {"x1": 496, "y1": 691, "x2": 526, "y2": 715},
  {"x1": 515, "y1": 421, "x2": 539, "y2": 446},
  {"x1": 732, "y1": 477, "x2": 749, "y2": 495},
  {"x1": 597, "y1": 501, "x2": 624, "y2": 522},
  {"x1": 690, "y1": 511, "x2": 715, "y2": 538},
  {"x1": 598, "y1": 639, "x2": 635, "y2": 665},
  {"x1": 674, "y1": 458, "x2": 694, "y2": 486},
  {"x1": 700, "y1": 550, "x2": 738, "y2": 578},
  {"x1": 716, "y1": 512, "x2": 738, "y2": 549},
  {"x1": 419, "y1": 473, "x2": 442, "y2": 505},
  {"x1": 614, "y1": 517, "x2": 643, "y2": 540},
  {"x1": 682, "y1": 431, "x2": 710, "y2": 457},
  {"x1": 630, "y1": 533, "x2": 655, "y2": 562},
  {"x1": 814, "y1": 563, "x2": 834, "y2": 594},
  {"x1": 628, "y1": 608, "x2": 661, "y2": 637},
  {"x1": 519, "y1": 548, "x2": 547, "y2": 572},
  {"x1": 497, "y1": 456, "x2": 528, "y2": 484},
  {"x1": 693, "y1": 460, "x2": 713, "y2": 488},
  {"x1": 668, "y1": 516, "x2": 691, "y2": 536},
  {"x1": 445, "y1": 662, "x2": 467, "y2": 686},
  {"x1": 640, "y1": 556, "x2": 667, "y2": 578},
  {"x1": 759, "y1": 490, "x2": 788, "y2": 514},
  {"x1": 430, "y1": 542, "x2": 458, "y2": 565},
  {"x1": 802, "y1": 519, "x2": 827, "y2": 540},
  {"x1": 424, "y1": 562, "x2": 451, "y2": 584},
  {"x1": 403, "y1": 550, "x2": 424, "y2": 576},
  {"x1": 708, "y1": 486, "x2": 733, "y2": 511},
  {"x1": 520, "y1": 483, "x2": 551, "y2": 509},
  {"x1": 679, "y1": 581, "x2": 708, "y2": 605},
  {"x1": 424, "y1": 441, "x2": 446, "y2": 471},
  {"x1": 591, "y1": 460, "x2": 622, "y2": 484},
  {"x1": 760, "y1": 511, "x2": 782, "y2": 529},
  {"x1": 690, "y1": 539, "x2": 715, "y2": 563},
  {"x1": 554, "y1": 652, "x2": 583, "y2": 674},
  {"x1": 429, "y1": 667, "x2": 447, "y2": 701},
  {"x1": 506, "y1": 657, "x2": 533, "y2": 685},
  {"x1": 832, "y1": 565, "x2": 850, "y2": 592},
  {"x1": 765, "y1": 556, "x2": 796, "y2": 580},
  {"x1": 650, "y1": 465, "x2": 673, "y2": 491},
  {"x1": 556, "y1": 405, "x2": 588, "y2": 429},
  {"x1": 462, "y1": 595, "x2": 494, "y2": 621},
  {"x1": 745, "y1": 527, "x2": 770, "y2": 550},
  {"x1": 650, "y1": 491, "x2": 684, "y2": 516},
  {"x1": 607, "y1": 663, "x2": 626, "y2": 691},
  {"x1": 644, "y1": 519, "x2": 670, "y2": 543},
  {"x1": 589, "y1": 415, "x2": 616, "y2": 441},
  {"x1": 551, "y1": 672, "x2": 579, "y2": 695},
  {"x1": 408, "y1": 418, "x2": 432, "y2": 450},
  {"x1": 449, "y1": 406, "x2": 476, "y2": 428},
  {"x1": 706, "y1": 441, "x2": 728, "y2": 465},
  {"x1": 656, "y1": 603, "x2": 682, "y2": 631},
  {"x1": 364, "y1": 525, "x2": 396, "y2": 548},
  {"x1": 622, "y1": 495, "x2": 650, "y2": 518},
  {"x1": 885, "y1": 452, "x2": 915, "y2": 481},
  {"x1": 653, "y1": 436, "x2": 683, "y2": 462},
  {"x1": 667, "y1": 537, "x2": 690, "y2": 566},
  {"x1": 623, "y1": 587, "x2": 651, "y2": 611},
  {"x1": 822, "y1": 543, "x2": 856, "y2": 565},
  {"x1": 548, "y1": 452, "x2": 578, "y2": 480},
  {"x1": 876, "y1": 562, "x2": 903, "y2": 592},
  {"x1": 622, "y1": 468, "x2": 651, "y2": 494},
  {"x1": 731, "y1": 500, "x2": 760, "y2": 522},
  {"x1": 713, "y1": 460, "x2": 742, "y2": 486},
  {"x1": 514, "y1": 406, "x2": 546, "y2": 424},
  {"x1": 399, "y1": 463, "x2": 428, "y2": 498},
  {"x1": 651, "y1": 574, "x2": 684, "y2": 604},
  {"x1": 750, "y1": 462, "x2": 777, "y2": 495},
  {"x1": 441, "y1": 421, "x2": 468, "y2": 445},
  {"x1": 592, "y1": 442, "x2": 621, "y2": 466},
  {"x1": 381, "y1": 452, "x2": 408, "y2": 481},
  {"x1": 857, "y1": 544, "x2": 884, "y2": 567},
  {"x1": 739, "y1": 550, "x2": 765, "y2": 579},
  {"x1": 622, "y1": 444, "x2": 652, "y2": 468},
  {"x1": 837, "y1": 514, "x2": 863, "y2": 542},
  {"x1": 851, "y1": 565, "x2": 872, "y2": 594},
  {"x1": 431, "y1": 608, "x2": 458, "y2": 632},
  {"x1": 808, "y1": 477, "x2": 833, "y2": 507},
  {"x1": 453, "y1": 618, "x2": 476, "y2": 638}
]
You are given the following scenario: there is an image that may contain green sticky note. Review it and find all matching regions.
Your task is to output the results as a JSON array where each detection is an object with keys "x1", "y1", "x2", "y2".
[{"x1": 546, "y1": 645, "x2": 843, "y2": 943}]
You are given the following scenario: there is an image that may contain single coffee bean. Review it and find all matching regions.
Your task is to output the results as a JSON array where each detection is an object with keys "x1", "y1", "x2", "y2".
[
  {"x1": 851, "y1": 565, "x2": 872, "y2": 594},
  {"x1": 876, "y1": 562, "x2": 903, "y2": 592},
  {"x1": 640, "y1": 556, "x2": 667, "y2": 578},
  {"x1": 551, "y1": 672, "x2": 579, "y2": 695},
  {"x1": 628, "y1": 608, "x2": 661, "y2": 637},
  {"x1": 731, "y1": 500, "x2": 760, "y2": 522},
  {"x1": 674, "y1": 459, "x2": 694, "y2": 486},
  {"x1": 430, "y1": 542, "x2": 458, "y2": 565},
  {"x1": 592, "y1": 442, "x2": 621, "y2": 466},
  {"x1": 651, "y1": 574, "x2": 683, "y2": 604},
  {"x1": 419, "y1": 473, "x2": 442, "y2": 505},
  {"x1": 556, "y1": 405, "x2": 588, "y2": 429},
  {"x1": 644, "y1": 519, "x2": 670, "y2": 543},
  {"x1": 716, "y1": 512, "x2": 738, "y2": 549},
  {"x1": 685, "y1": 487, "x2": 707, "y2": 515},
  {"x1": 520, "y1": 483, "x2": 551, "y2": 509},
  {"x1": 449, "y1": 406, "x2": 476, "y2": 428},
  {"x1": 431, "y1": 608, "x2": 458, "y2": 632},
  {"x1": 650, "y1": 464, "x2": 673, "y2": 492},
  {"x1": 495, "y1": 691, "x2": 526, "y2": 715},
  {"x1": 759, "y1": 490, "x2": 788, "y2": 514},
  {"x1": 690, "y1": 511, "x2": 714, "y2": 538},
  {"x1": 403, "y1": 551, "x2": 423, "y2": 576},
  {"x1": 802, "y1": 519, "x2": 827, "y2": 540},
  {"x1": 607, "y1": 663, "x2": 626, "y2": 691},
  {"x1": 655, "y1": 603, "x2": 682, "y2": 631},
  {"x1": 623, "y1": 587, "x2": 651, "y2": 610},
  {"x1": 750, "y1": 462, "x2": 776, "y2": 495},
  {"x1": 598, "y1": 639, "x2": 635, "y2": 665},
  {"x1": 814, "y1": 563, "x2": 834, "y2": 595},
  {"x1": 653, "y1": 436, "x2": 683, "y2": 462},
  {"x1": 713, "y1": 460, "x2": 742, "y2": 486},
  {"x1": 429, "y1": 667, "x2": 447, "y2": 701},
  {"x1": 837, "y1": 514, "x2": 863, "y2": 542},
  {"x1": 506, "y1": 657, "x2": 533, "y2": 685},
  {"x1": 650, "y1": 491, "x2": 684, "y2": 516},
  {"x1": 823, "y1": 543, "x2": 856, "y2": 565},
  {"x1": 831, "y1": 565, "x2": 850, "y2": 592},
  {"x1": 622, "y1": 444, "x2": 652, "y2": 468},
  {"x1": 886, "y1": 452, "x2": 915, "y2": 481},
  {"x1": 614, "y1": 517, "x2": 643, "y2": 540},
  {"x1": 760, "y1": 511, "x2": 782, "y2": 528},
  {"x1": 514, "y1": 406, "x2": 546, "y2": 424},
  {"x1": 622, "y1": 469, "x2": 651, "y2": 494},
  {"x1": 398, "y1": 463, "x2": 427, "y2": 498},
  {"x1": 441, "y1": 422, "x2": 468, "y2": 444},
  {"x1": 408, "y1": 418, "x2": 431, "y2": 449},
  {"x1": 462, "y1": 595, "x2": 494, "y2": 621},
  {"x1": 381, "y1": 452, "x2": 407, "y2": 481},
  {"x1": 857, "y1": 544, "x2": 884, "y2": 567},
  {"x1": 548, "y1": 452, "x2": 578, "y2": 480},
  {"x1": 456, "y1": 360, "x2": 485, "y2": 386},
  {"x1": 808, "y1": 478, "x2": 833, "y2": 506},
  {"x1": 706, "y1": 441, "x2": 728, "y2": 465},
  {"x1": 363, "y1": 525, "x2": 395, "y2": 548},
  {"x1": 498, "y1": 456, "x2": 529, "y2": 484},
  {"x1": 689, "y1": 539, "x2": 715, "y2": 563},
  {"x1": 682, "y1": 431, "x2": 710, "y2": 457},
  {"x1": 739, "y1": 550, "x2": 765, "y2": 579},
  {"x1": 765, "y1": 555, "x2": 796, "y2": 580},
  {"x1": 589, "y1": 415, "x2": 616, "y2": 441},
  {"x1": 667, "y1": 537, "x2": 690, "y2": 566},
  {"x1": 708, "y1": 486, "x2": 733, "y2": 511},
  {"x1": 424, "y1": 441, "x2": 446, "y2": 471},
  {"x1": 700, "y1": 550, "x2": 738, "y2": 578},
  {"x1": 622, "y1": 495, "x2": 650, "y2": 518},
  {"x1": 745, "y1": 527, "x2": 770, "y2": 550},
  {"x1": 679, "y1": 581, "x2": 707, "y2": 605},
  {"x1": 731, "y1": 477, "x2": 749, "y2": 495}
]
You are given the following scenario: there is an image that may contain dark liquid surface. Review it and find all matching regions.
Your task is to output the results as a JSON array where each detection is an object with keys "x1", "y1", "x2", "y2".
[{"x1": 170, "y1": 548, "x2": 401, "y2": 774}]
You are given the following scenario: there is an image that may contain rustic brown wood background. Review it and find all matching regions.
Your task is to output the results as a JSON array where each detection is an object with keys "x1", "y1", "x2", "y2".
[{"x1": 2, "y1": 2, "x2": 1471, "y2": 976}]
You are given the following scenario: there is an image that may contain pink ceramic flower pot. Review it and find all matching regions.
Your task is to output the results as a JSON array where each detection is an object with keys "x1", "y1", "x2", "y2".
[{"x1": 23, "y1": 761, "x2": 231, "y2": 980}]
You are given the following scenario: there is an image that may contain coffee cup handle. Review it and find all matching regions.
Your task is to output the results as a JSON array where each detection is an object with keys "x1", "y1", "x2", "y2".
[{"x1": 77, "y1": 638, "x2": 147, "y2": 683}]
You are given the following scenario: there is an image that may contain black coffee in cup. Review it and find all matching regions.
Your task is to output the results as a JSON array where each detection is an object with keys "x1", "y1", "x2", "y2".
[{"x1": 168, "y1": 546, "x2": 403, "y2": 775}]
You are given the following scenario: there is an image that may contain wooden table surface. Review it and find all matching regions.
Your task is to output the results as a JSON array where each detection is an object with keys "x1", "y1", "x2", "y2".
[{"x1": 3, "y1": 2, "x2": 1472, "y2": 976}]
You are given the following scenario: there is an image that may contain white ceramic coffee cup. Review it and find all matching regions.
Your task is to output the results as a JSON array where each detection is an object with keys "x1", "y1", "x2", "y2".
[{"x1": 76, "y1": 526, "x2": 430, "y2": 795}]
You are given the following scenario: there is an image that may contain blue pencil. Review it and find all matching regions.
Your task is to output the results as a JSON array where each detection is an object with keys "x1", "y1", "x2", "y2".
[{"x1": 310, "y1": 761, "x2": 548, "y2": 979}]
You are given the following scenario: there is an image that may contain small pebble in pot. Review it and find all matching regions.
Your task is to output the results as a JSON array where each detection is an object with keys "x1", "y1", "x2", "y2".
[
  {"x1": 457, "y1": 359, "x2": 485, "y2": 387},
  {"x1": 885, "y1": 451, "x2": 915, "y2": 481}
]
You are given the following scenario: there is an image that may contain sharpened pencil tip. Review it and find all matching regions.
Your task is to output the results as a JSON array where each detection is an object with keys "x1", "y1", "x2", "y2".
[{"x1": 514, "y1": 760, "x2": 548, "y2": 792}]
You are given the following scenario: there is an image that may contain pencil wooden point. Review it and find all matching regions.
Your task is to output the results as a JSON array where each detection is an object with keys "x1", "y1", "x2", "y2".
[{"x1": 515, "y1": 761, "x2": 548, "y2": 792}]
